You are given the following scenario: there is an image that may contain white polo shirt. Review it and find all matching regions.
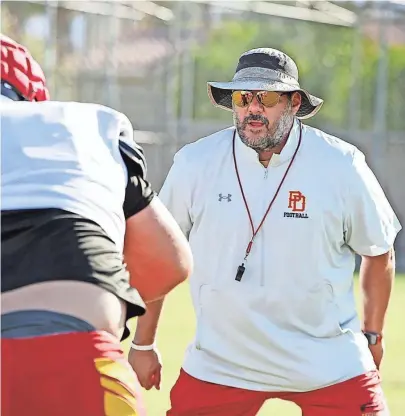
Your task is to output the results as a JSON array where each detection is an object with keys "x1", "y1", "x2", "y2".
[{"x1": 159, "y1": 119, "x2": 402, "y2": 392}]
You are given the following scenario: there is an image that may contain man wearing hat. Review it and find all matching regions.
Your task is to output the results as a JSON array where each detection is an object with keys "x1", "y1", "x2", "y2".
[{"x1": 132, "y1": 48, "x2": 401, "y2": 415}]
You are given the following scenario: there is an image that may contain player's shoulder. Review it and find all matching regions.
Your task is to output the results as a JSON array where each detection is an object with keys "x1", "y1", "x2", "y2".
[
  {"x1": 57, "y1": 101, "x2": 135, "y2": 140},
  {"x1": 303, "y1": 123, "x2": 359, "y2": 166},
  {"x1": 66, "y1": 102, "x2": 135, "y2": 141},
  {"x1": 55, "y1": 102, "x2": 146, "y2": 176},
  {"x1": 52, "y1": 101, "x2": 131, "y2": 126},
  {"x1": 2, "y1": 100, "x2": 131, "y2": 128},
  {"x1": 174, "y1": 126, "x2": 235, "y2": 166},
  {"x1": 41, "y1": 100, "x2": 123, "y2": 115}
]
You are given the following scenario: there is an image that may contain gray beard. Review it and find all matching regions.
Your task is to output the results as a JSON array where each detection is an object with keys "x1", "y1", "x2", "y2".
[{"x1": 234, "y1": 101, "x2": 295, "y2": 152}]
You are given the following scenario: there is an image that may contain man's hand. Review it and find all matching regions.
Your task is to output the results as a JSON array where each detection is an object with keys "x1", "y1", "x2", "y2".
[
  {"x1": 128, "y1": 348, "x2": 162, "y2": 391},
  {"x1": 369, "y1": 342, "x2": 384, "y2": 370},
  {"x1": 129, "y1": 299, "x2": 165, "y2": 390}
]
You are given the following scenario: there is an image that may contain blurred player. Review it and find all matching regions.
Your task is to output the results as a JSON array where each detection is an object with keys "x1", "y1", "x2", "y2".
[{"x1": 1, "y1": 34, "x2": 193, "y2": 416}]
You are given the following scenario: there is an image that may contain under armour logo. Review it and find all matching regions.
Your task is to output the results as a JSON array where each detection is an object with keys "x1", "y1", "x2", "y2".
[{"x1": 218, "y1": 193, "x2": 232, "y2": 202}]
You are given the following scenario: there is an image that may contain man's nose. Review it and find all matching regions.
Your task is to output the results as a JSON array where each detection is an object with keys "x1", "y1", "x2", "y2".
[{"x1": 247, "y1": 94, "x2": 264, "y2": 113}]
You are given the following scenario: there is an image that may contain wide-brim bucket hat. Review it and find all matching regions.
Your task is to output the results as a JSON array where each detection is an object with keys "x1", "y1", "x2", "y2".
[{"x1": 207, "y1": 48, "x2": 323, "y2": 119}]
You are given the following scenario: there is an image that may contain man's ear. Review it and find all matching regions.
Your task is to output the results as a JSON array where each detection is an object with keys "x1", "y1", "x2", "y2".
[{"x1": 291, "y1": 92, "x2": 302, "y2": 115}]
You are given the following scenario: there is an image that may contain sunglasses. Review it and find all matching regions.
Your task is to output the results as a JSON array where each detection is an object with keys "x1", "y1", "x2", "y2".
[{"x1": 232, "y1": 90, "x2": 285, "y2": 108}]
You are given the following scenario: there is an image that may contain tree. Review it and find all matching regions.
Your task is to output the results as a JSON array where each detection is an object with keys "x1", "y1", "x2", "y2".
[{"x1": 191, "y1": 14, "x2": 405, "y2": 131}]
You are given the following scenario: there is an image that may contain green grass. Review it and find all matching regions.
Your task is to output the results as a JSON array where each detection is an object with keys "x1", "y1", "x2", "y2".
[{"x1": 123, "y1": 276, "x2": 405, "y2": 416}]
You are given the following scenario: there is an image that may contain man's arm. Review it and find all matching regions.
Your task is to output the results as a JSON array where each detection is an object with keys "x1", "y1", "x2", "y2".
[
  {"x1": 124, "y1": 197, "x2": 192, "y2": 302},
  {"x1": 360, "y1": 249, "x2": 395, "y2": 334},
  {"x1": 128, "y1": 147, "x2": 194, "y2": 389},
  {"x1": 131, "y1": 146, "x2": 194, "y2": 343},
  {"x1": 128, "y1": 298, "x2": 165, "y2": 390},
  {"x1": 120, "y1": 136, "x2": 193, "y2": 303},
  {"x1": 344, "y1": 150, "x2": 401, "y2": 368},
  {"x1": 133, "y1": 298, "x2": 164, "y2": 345}
]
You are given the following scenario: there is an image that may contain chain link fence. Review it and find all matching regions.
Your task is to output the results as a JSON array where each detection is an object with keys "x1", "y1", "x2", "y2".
[{"x1": 2, "y1": 0, "x2": 404, "y2": 268}]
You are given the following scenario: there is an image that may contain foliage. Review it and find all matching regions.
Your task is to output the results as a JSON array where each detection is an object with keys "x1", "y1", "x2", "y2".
[{"x1": 192, "y1": 15, "x2": 405, "y2": 131}]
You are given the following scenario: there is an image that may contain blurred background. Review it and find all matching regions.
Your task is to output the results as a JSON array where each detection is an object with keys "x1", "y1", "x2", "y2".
[{"x1": 2, "y1": 0, "x2": 404, "y2": 266}]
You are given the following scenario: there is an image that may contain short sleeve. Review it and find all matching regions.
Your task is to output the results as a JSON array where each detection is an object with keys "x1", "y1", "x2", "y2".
[
  {"x1": 344, "y1": 150, "x2": 402, "y2": 256},
  {"x1": 158, "y1": 147, "x2": 193, "y2": 238},
  {"x1": 119, "y1": 133, "x2": 155, "y2": 219}
]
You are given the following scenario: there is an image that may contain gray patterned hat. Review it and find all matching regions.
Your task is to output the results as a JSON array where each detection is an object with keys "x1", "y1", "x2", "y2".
[{"x1": 207, "y1": 48, "x2": 323, "y2": 119}]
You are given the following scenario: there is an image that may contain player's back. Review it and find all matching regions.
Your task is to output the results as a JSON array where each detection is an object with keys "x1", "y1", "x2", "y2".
[{"x1": 1, "y1": 100, "x2": 131, "y2": 249}]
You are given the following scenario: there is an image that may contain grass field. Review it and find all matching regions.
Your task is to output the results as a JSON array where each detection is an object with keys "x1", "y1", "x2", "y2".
[{"x1": 123, "y1": 275, "x2": 405, "y2": 416}]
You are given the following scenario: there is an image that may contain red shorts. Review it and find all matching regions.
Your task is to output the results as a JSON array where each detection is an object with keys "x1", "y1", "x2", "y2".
[
  {"x1": 1, "y1": 331, "x2": 145, "y2": 416},
  {"x1": 168, "y1": 369, "x2": 388, "y2": 416}
]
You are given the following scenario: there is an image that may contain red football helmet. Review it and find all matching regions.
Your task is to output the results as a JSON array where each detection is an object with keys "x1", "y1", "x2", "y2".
[{"x1": 1, "y1": 34, "x2": 49, "y2": 101}]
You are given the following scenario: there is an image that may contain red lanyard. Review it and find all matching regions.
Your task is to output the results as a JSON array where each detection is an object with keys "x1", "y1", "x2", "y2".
[{"x1": 233, "y1": 123, "x2": 303, "y2": 281}]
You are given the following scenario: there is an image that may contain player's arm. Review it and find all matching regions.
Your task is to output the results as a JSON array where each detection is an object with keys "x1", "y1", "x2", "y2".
[
  {"x1": 344, "y1": 150, "x2": 401, "y2": 366},
  {"x1": 132, "y1": 147, "x2": 194, "y2": 334},
  {"x1": 120, "y1": 139, "x2": 193, "y2": 303},
  {"x1": 128, "y1": 146, "x2": 195, "y2": 390}
]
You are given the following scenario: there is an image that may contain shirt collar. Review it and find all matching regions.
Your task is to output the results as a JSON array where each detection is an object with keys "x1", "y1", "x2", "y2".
[{"x1": 234, "y1": 118, "x2": 301, "y2": 167}]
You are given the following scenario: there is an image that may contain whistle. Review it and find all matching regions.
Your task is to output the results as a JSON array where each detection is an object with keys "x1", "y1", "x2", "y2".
[{"x1": 235, "y1": 264, "x2": 245, "y2": 282}]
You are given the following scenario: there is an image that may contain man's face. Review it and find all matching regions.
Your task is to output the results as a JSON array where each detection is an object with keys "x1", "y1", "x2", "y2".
[{"x1": 233, "y1": 91, "x2": 301, "y2": 152}]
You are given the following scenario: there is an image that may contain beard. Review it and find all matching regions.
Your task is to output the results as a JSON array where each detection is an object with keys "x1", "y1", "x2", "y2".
[{"x1": 234, "y1": 100, "x2": 295, "y2": 152}]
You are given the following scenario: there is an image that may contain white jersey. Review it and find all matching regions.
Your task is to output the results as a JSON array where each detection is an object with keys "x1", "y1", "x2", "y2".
[
  {"x1": 159, "y1": 119, "x2": 402, "y2": 392},
  {"x1": 1, "y1": 100, "x2": 143, "y2": 252}
]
